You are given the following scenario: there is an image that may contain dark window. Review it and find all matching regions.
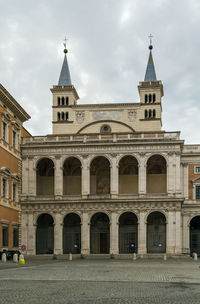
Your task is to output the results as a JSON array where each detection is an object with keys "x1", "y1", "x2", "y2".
[
  {"x1": 2, "y1": 178, "x2": 6, "y2": 198},
  {"x1": 153, "y1": 94, "x2": 156, "y2": 102},
  {"x1": 13, "y1": 184, "x2": 16, "y2": 201},
  {"x1": 57, "y1": 112, "x2": 61, "y2": 121},
  {"x1": 145, "y1": 94, "x2": 148, "y2": 103},
  {"x1": 2, "y1": 226, "x2": 8, "y2": 247},
  {"x1": 12, "y1": 130, "x2": 16, "y2": 148},
  {"x1": 62, "y1": 112, "x2": 65, "y2": 120},
  {"x1": 62, "y1": 97, "x2": 65, "y2": 106},
  {"x1": 2, "y1": 122, "x2": 6, "y2": 140},
  {"x1": 195, "y1": 167, "x2": 200, "y2": 173},
  {"x1": 58, "y1": 97, "x2": 60, "y2": 106},
  {"x1": 153, "y1": 109, "x2": 156, "y2": 118},
  {"x1": 13, "y1": 227, "x2": 19, "y2": 247},
  {"x1": 149, "y1": 109, "x2": 152, "y2": 118},
  {"x1": 145, "y1": 110, "x2": 148, "y2": 118},
  {"x1": 66, "y1": 97, "x2": 69, "y2": 105},
  {"x1": 149, "y1": 94, "x2": 152, "y2": 103},
  {"x1": 65, "y1": 112, "x2": 69, "y2": 120},
  {"x1": 196, "y1": 186, "x2": 200, "y2": 199},
  {"x1": 100, "y1": 124, "x2": 111, "y2": 134}
]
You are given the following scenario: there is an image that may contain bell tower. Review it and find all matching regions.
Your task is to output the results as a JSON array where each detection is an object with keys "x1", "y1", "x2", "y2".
[
  {"x1": 138, "y1": 37, "x2": 163, "y2": 131},
  {"x1": 51, "y1": 40, "x2": 79, "y2": 134}
]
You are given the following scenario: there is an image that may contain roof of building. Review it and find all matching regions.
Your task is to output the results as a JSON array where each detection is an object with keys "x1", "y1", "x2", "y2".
[
  {"x1": 0, "y1": 84, "x2": 31, "y2": 122},
  {"x1": 144, "y1": 48, "x2": 157, "y2": 82},
  {"x1": 58, "y1": 54, "x2": 72, "y2": 86}
]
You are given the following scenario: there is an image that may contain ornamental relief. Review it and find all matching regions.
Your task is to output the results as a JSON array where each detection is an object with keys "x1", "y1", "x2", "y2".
[
  {"x1": 128, "y1": 110, "x2": 137, "y2": 122},
  {"x1": 75, "y1": 111, "x2": 85, "y2": 124}
]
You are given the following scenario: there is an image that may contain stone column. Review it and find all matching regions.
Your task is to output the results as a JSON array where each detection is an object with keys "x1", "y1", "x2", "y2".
[
  {"x1": 175, "y1": 210, "x2": 182, "y2": 254},
  {"x1": 182, "y1": 163, "x2": 189, "y2": 199},
  {"x1": 182, "y1": 214, "x2": 190, "y2": 254},
  {"x1": 29, "y1": 157, "x2": 36, "y2": 196},
  {"x1": 21, "y1": 157, "x2": 28, "y2": 195},
  {"x1": 54, "y1": 213, "x2": 63, "y2": 255},
  {"x1": 27, "y1": 213, "x2": 35, "y2": 255},
  {"x1": 175, "y1": 152, "x2": 181, "y2": 195},
  {"x1": 138, "y1": 154, "x2": 146, "y2": 196},
  {"x1": 167, "y1": 152, "x2": 175, "y2": 195},
  {"x1": 21, "y1": 212, "x2": 28, "y2": 252},
  {"x1": 81, "y1": 212, "x2": 90, "y2": 254},
  {"x1": 82, "y1": 157, "x2": 90, "y2": 198},
  {"x1": 54, "y1": 157, "x2": 63, "y2": 196},
  {"x1": 110, "y1": 155, "x2": 118, "y2": 198},
  {"x1": 138, "y1": 211, "x2": 147, "y2": 254},
  {"x1": 166, "y1": 211, "x2": 175, "y2": 253},
  {"x1": 110, "y1": 212, "x2": 119, "y2": 254}
]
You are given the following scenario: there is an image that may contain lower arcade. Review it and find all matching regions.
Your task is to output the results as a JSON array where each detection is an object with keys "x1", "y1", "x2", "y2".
[{"x1": 21, "y1": 201, "x2": 200, "y2": 256}]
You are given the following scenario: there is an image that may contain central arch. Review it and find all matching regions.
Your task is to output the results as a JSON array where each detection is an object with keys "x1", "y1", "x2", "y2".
[
  {"x1": 36, "y1": 158, "x2": 54, "y2": 195},
  {"x1": 190, "y1": 216, "x2": 200, "y2": 255},
  {"x1": 36, "y1": 213, "x2": 54, "y2": 254},
  {"x1": 90, "y1": 157, "x2": 110, "y2": 195},
  {"x1": 119, "y1": 156, "x2": 138, "y2": 194},
  {"x1": 147, "y1": 155, "x2": 167, "y2": 194},
  {"x1": 63, "y1": 157, "x2": 82, "y2": 195},
  {"x1": 119, "y1": 212, "x2": 138, "y2": 253},
  {"x1": 63, "y1": 213, "x2": 81, "y2": 254},
  {"x1": 147, "y1": 211, "x2": 166, "y2": 253},
  {"x1": 90, "y1": 212, "x2": 110, "y2": 254}
]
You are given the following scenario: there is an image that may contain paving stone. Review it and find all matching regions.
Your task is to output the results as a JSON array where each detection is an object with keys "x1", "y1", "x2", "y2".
[{"x1": 0, "y1": 259, "x2": 200, "y2": 303}]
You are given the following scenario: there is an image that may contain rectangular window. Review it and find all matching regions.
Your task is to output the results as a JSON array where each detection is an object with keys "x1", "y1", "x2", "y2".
[
  {"x1": 195, "y1": 166, "x2": 200, "y2": 174},
  {"x1": 2, "y1": 178, "x2": 6, "y2": 198},
  {"x1": 12, "y1": 183, "x2": 16, "y2": 201},
  {"x1": 2, "y1": 226, "x2": 8, "y2": 247},
  {"x1": 13, "y1": 227, "x2": 18, "y2": 247},
  {"x1": 12, "y1": 130, "x2": 16, "y2": 148},
  {"x1": 196, "y1": 186, "x2": 200, "y2": 199},
  {"x1": 2, "y1": 122, "x2": 7, "y2": 140}
]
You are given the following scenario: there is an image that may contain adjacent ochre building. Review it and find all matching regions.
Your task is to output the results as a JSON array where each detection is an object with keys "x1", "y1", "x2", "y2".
[
  {"x1": 20, "y1": 44, "x2": 200, "y2": 256},
  {"x1": 0, "y1": 84, "x2": 30, "y2": 251}
]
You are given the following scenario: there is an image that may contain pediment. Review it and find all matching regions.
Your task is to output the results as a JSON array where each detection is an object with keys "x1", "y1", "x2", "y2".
[{"x1": 192, "y1": 177, "x2": 200, "y2": 184}]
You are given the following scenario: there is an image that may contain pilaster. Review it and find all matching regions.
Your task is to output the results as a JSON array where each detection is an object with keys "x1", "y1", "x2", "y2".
[
  {"x1": 110, "y1": 212, "x2": 119, "y2": 254},
  {"x1": 82, "y1": 156, "x2": 90, "y2": 197},
  {"x1": 138, "y1": 154, "x2": 146, "y2": 196},
  {"x1": 110, "y1": 155, "x2": 119, "y2": 198},
  {"x1": 81, "y1": 212, "x2": 90, "y2": 254},
  {"x1": 54, "y1": 213, "x2": 63, "y2": 255},
  {"x1": 138, "y1": 211, "x2": 147, "y2": 254},
  {"x1": 54, "y1": 157, "x2": 63, "y2": 196}
]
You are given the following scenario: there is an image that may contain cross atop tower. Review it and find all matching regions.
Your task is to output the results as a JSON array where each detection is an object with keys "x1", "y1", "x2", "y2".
[
  {"x1": 63, "y1": 37, "x2": 67, "y2": 49},
  {"x1": 148, "y1": 34, "x2": 153, "y2": 46}
]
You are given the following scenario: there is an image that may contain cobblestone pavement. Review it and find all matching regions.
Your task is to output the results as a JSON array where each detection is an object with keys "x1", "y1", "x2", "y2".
[{"x1": 0, "y1": 258, "x2": 200, "y2": 303}]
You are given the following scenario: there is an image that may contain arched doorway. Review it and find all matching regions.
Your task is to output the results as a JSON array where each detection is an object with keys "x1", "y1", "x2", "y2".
[
  {"x1": 36, "y1": 213, "x2": 54, "y2": 254},
  {"x1": 90, "y1": 157, "x2": 110, "y2": 195},
  {"x1": 147, "y1": 212, "x2": 166, "y2": 253},
  {"x1": 119, "y1": 212, "x2": 138, "y2": 253},
  {"x1": 147, "y1": 155, "x2": 167, "y2": 194},
  {"x1": 63, "y1": 157, "x2": 82, "y2": 195},
  {"x1": 190, "y1": 216, "x2": 200, "y2": 255},
  {"x1": 63, "y1": 213, "x2": 81, "y2": 254},
  {"x1": 36, "y1": 158, "x2": 54, "y2": 195},
  {"x1": 119, "y1": 156, "x2": 138, "y2": 194},
  {"x1": 90, "y1": 212, "x2": 110, "y2": 254}
]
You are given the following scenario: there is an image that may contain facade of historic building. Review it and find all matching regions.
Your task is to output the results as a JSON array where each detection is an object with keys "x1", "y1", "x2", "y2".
[
  {"x1": 0, "y1": 84, "x2": 30, "y2": 251},
  {"x1": 20, "y1": 44, "x2": 200, "y2": 256}
]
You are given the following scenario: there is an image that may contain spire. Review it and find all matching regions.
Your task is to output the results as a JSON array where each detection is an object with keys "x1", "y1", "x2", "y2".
[
  {"x1": 144, "y1": 35, "x2": 157, "y2": 82},
  {"x1": 58, "y1": 39, "x2": 72, "y2": 86}
]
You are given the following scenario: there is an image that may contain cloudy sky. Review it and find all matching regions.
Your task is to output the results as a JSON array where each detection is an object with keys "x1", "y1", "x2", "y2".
[{"x1": 0, "y1": 0, "x2": 200, "y2": 144}]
